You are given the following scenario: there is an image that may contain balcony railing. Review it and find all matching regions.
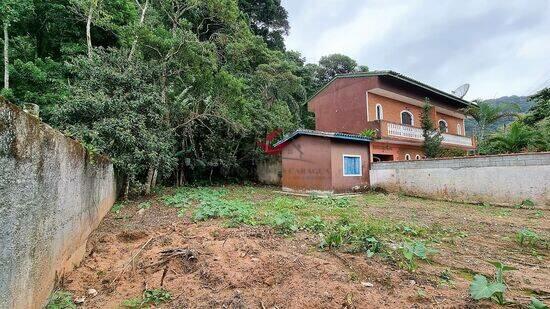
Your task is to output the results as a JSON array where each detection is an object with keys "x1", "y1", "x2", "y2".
[
  {"x1": 370, "y1": 121, "x2": 474, "y2": 147},
  {"x1": 387, "y1": 122, "x2": 423, "y2": 139}
]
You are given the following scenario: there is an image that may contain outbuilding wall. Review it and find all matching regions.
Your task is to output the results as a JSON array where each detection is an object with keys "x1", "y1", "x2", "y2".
[
  {"x1": 370, "y1": 153, "x2": 550, "y2": 206},
  {"x1": 330, "y1": 140, "x2": 370, "y2": 192},
  {"x1": 281, "y1": 135, "x2": 333, "y2": 192}
]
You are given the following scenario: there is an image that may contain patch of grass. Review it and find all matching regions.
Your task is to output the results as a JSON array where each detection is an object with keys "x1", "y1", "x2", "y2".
[
  {"x1": 122, "y1": 289, "x2": 172, "y2": 308},
  {"x1": 265, "y1": 209, "x2": 298, "y2": 234},
  {"x1": 302, "y1": 216, "x2": 327, "y2": 232},
  {"x1": 46, "y1": 291, "x2": 76, "y2": 309},
  {"x1": 138, "y1": 201, "x2": 151, "y2": 210}
]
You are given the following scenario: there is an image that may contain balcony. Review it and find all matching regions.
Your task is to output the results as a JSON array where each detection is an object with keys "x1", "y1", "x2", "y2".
[{"x1": 365, "y1": 120, "x2": 474, "y2": 148}]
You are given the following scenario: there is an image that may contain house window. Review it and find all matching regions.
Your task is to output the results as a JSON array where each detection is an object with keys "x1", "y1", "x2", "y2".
[
  {"x1": 343, "y1": 155, "x2": 362, "y2": 176},
  {"x1": 405, "y1": 154, "x2": 411, "y2": 160},
  {"x1": 438, "y1": 120, "x2": 448, "y2": 133},
  {"x1": 401, "y1": 111, "x2": 413, "y2": 126},
  {"x1": 415, "y1": 155, "x2": 421, "y2": 160},
  {"x1": 375, "y1": 104, "x2": 383, "y2": 120},
  {"x1": 457, "y1": 124, "x2": 462, "y2": 135}
]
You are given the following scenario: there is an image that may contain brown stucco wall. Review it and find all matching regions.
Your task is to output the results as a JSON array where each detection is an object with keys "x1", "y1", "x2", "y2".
[
  {"x1": 367, "y1": 93, "x2": 423, "y2": 127},
  {"x1": 309, "y1": 77, "x2": 378, "y2": 133},
  {"x1": 281, "y1": 135, "x2": 333, "y2": 192},
  {"x1": 0, "y1": 101, "x2": 116, "y2": 309},
  {"x1": 330, "y1": 140, "x2": 370, "y2": 192},
  {"x1": 281, "y1": 135, "x2": 370, "y2": 193}
]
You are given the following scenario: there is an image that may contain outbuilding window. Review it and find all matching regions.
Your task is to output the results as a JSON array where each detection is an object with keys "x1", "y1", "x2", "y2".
[
  {"x1": 343, "y1": 155, "x2": 362, "y2": 176},
  {"x1": 401, "y1": 111, "x2": 413, "y2": 126},
  {"x1": 375, "y1": 104, "x2": 383, "y2": 120}
]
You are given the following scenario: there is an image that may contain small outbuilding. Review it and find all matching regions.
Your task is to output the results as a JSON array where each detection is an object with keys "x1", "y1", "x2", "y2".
[{"x1": 274, "y1": 130, "x2": 371, "y2": 194}]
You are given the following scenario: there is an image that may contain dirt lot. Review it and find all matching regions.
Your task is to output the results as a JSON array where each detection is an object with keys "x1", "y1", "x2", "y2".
[{"x1": 56, "y1": 186, "x2": 549, "y2": 308}]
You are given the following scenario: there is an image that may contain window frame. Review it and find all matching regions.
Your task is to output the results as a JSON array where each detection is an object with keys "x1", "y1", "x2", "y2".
[
  {"x1": 438, "y1": 119, "x2": 448, "y2": 133},
  {"x1": 405, "y1": 154, "x2": 411, "y2": 160},
  {"x1": 400, "y1": 110, "x2": 414, "y2": 126},
  {"x1": 375, "y1": 104, "x2": 384, "y2": 120},
  {"x1": 457, "y1": 123, "x2": 462, "y2": 135},
  {"x1": 415, "y1": 154, "x2": 421, "y2": 160},
  {"x1": 342, "y1": 154, "x2": 362, "y2": 177}
]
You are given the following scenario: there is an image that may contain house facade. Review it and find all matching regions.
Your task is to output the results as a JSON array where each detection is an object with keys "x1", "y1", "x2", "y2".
[{"x1": 308, "y1": 71, "x2": 475, "y2": 161}]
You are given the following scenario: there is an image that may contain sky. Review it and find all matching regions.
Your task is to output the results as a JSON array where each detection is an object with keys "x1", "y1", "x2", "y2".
[{"x1": 281, "y1": 0, "x2": 550, "y2": 100}]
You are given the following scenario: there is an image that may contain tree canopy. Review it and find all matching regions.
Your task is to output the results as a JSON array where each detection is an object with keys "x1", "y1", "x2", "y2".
[{"x1": 0, "y1": 0, "x2": 367, "y2": 194}]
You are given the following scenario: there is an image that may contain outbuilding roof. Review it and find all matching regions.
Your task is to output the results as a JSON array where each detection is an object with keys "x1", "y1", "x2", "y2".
[
  {"x1": 308, "y1": 70, "x2": 473, "y2": 107},
  {"x1": 273, "y1": 129, "x2": 372, "y2": 147}
]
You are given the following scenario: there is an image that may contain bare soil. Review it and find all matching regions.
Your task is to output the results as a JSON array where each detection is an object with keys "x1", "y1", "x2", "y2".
[{"x1": 62, "y1": 186, "x2": 549, "y2": 308}]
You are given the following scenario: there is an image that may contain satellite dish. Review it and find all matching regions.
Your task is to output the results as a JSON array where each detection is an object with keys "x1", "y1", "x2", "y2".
[{"x1": 451, "y1": 83, "x2": 470, "y2": 99}]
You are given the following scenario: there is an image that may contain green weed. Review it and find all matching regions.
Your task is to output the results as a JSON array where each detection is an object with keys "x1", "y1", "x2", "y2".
[
  {"x1": 122, "y1": 288, "x2": 172, "y2": 308},
  {"x1": 111, "y1": 202, "x2": 126, "y2": 214},
  {"x1": 469, "y1": 261, "x2": 516, "y2": 305},
  {"x1": 302, "y1": 216, "x2": 327, "y2": 232},
  {"x1": 516, "y1": 228, "x2": 539, "y2": 247},
  {"x1": 266, "y1": 210, "x2": 298, "y2": 234},
  {"x1": 399, "y1": 240, "x2": 437, "y2": 272},
  {"x1": 529, "y1": 297, "x2": 548, "y2": 309},
  {"x1": 138, "y1": 201, "x2": 151, "y2": 210},
  {"x1": 46, "y1": 291, "x2": 76, "y2": 309}
]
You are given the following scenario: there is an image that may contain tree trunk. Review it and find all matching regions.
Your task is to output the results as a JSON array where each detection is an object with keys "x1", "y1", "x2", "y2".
[
  {"x1": 151, "y1": 167, "x2": 158, "y2": 189},
  {"x1": 122, "y1": 177, "x2": 130, "y2": 200},
  {"x1": 3, "y1": 23, "x2": 9, "y2": 89},
  {"x1": 128, "y1": 0, "x2": 149, "y2": 61},
  {"x1": 86, "y1": 2, "x2": 95, "y2": 58},
  {"x1": 144, "y1": 165, "x2": 154, "y2": 195}
]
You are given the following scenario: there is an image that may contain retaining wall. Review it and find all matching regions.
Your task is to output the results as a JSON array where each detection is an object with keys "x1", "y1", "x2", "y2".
[
  {"x1": 256, "y1": 156, "x2": 282, "y2": 185},
  {"x1": 0, "y1": 101, "x2": 116, "y2": 308},
  {"x1": 370, "y1": 153, "x2": 550, "y2": 206}
]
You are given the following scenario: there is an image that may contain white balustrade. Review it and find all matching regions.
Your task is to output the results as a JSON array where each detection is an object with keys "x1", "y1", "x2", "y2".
[
  {"x1": 385, "y1": 122, "x2": 473, "y2": 147},
  {"x1": 387, "y1": 123, "x2": 423, "y2": 140},
  {"x1": 441, "y1": 133, "x2": 473, "y2": 147}
]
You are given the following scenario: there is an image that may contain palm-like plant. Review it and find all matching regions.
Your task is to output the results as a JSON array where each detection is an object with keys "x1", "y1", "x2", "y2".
[
  {"x1": 461, "y1": 101, "x2": 520, "y2": 142},
  {"x1": 487, "y1": 122, "x2": 536, "y2": 154}
]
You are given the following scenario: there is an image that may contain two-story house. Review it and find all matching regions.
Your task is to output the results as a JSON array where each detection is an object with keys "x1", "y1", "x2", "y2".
[
  {"x1": 307, "y1": 71, "x2": 475, "y2": 161},
  {"x1": 274, "y1": 71, "x2": 475, "y2": 193}
]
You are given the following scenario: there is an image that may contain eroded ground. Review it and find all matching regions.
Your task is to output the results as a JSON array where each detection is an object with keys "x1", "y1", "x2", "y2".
[{"x1": 57, "y1": 186, "x2": 549, "y2": 308}]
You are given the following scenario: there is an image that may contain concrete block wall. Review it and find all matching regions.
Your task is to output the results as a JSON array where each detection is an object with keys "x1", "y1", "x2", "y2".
[
  {"x1": 0, "y1": 101, "x2": 116, "y2": 308},
  {"x1": 256, "y1": 156, "x2": 282, "y2": 185},
  {"x1": 370, "y1": 153, "x2": 550, "y2": 206}
]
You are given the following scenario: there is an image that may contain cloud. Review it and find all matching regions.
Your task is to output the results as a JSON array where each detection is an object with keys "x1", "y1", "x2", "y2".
[{"x1": 282, "y1": 0, "x2": 550, "y2": 99}]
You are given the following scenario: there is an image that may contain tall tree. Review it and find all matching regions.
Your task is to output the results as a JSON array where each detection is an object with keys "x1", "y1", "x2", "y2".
[
  {"x1": 0, "y1": 0, "x2": 33, "y2": 90},
  {"x1": 421, "y1": 100, "x2": 442, "y2": 158},
  {"x1": 238, "y1": 0, "x2": 289, "y2": 50},
  {"x1": 523, "y1": 88, "x2": 550, "y2": 126}
]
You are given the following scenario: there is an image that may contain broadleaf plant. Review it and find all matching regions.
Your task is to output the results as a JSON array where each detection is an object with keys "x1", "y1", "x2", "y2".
[{"x1": 469, "y1": 261, "x2": 516, "y2": 305}]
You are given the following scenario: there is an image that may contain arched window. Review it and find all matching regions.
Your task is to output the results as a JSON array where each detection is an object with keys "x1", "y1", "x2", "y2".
[
  {"x1": 401, "y1": 111, "x2": 413, "y2": 126},
  {"x1": 415, "y1": 155, "x2": 421, "y2": 160},
  {"x1": 457, "y1": 124, "x2": 462, "y2": 135},
  {"x1": 375, "y1": 104, "x2": 383, "y2": 120},
  {"x1": 405, "y1": 154, "x2": 411, "y2": 160},
  {"x1": 438, "y1": 120, "x2": 448, "y2": 133}
]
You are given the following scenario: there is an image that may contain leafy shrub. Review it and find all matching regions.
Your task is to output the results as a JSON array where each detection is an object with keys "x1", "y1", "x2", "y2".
[
  {"x1": 315, "y1": 197, "x2": 351, "y2": 208},
  {"x1": 46, "y1": 291, "x2": 76, "y2": 309},
  {"x1": 162, "y1": 191, "x2": 189, "y2": 207},
  {"x1": 122, "y1": 288, "x2": 172, "y2": 308},
  {"x1": 267, "y1": 210, "x2": 298, "y2": 234},
  {"x1": 192, "y1": 198, "x2": 256, "y2": 226},
  {"x1": 469, "y1": 261, "x2": 516, "y2": 305},
  {"x1": 360, "y1": 129, "x2": 378, "y2": 138},
  {"x1": 516, "y1": 228, "x2": 539, "y2": 246},
  {"x1": 319, "y1": 219, "x2": 381, "y2": 255},
  {"x1": 302, "y1": 216, "x2": 326, "y2": 232},
  {"x1": 111, "y1": 202, "x2": 126, "y2": 214},
  {"x1": 399, "y1": 240, "x2": 437, "y2": 271}
]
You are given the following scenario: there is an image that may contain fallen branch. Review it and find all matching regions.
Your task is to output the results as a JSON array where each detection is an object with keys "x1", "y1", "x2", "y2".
[{"x1": 111, "y1": 236, "x2": 155, "y2": 287}]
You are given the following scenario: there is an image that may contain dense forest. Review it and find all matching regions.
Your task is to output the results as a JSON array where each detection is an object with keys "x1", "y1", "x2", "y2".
[{"x1": 0, "y1": 0, "x2": 367, "y2": 195}]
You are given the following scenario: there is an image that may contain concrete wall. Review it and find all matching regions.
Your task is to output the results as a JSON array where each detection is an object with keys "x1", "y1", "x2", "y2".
[
  {"x1": 0, "y1": 101, "x2": 116, "y2": 309},
  {"x1": 256, "y1": 156, "x2": 282, "y2": 185},
  {"x1": 370, "y1": 153, "x2": 550, "y2": 206}
]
